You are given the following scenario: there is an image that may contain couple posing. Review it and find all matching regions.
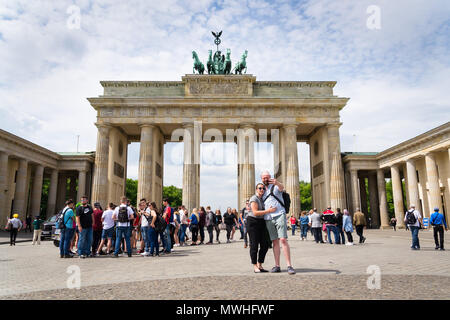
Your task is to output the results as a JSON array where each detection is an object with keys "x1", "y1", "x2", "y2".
[{"x1": 247, "y1": 170, "x2": 295, "y2": 275}]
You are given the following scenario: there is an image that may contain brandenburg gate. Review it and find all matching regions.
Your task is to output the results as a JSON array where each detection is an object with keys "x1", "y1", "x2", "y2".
[{"x1": 87, "y1": 74, "x2": 349, "y2": 214}]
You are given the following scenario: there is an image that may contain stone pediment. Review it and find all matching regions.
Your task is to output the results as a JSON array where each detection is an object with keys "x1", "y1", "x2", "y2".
[{"x1": 182, "y1": 74, "x2": 255, "y2": 97}]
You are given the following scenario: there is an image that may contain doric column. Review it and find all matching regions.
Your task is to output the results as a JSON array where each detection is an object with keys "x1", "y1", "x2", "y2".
[
  {"x1": 13, "y1": 159, "x2": 28, "y2": 216},
  {"x1": 56, "y1": 173, "x2": 66, "y2": 210},
  {"x1": 237, "y1": 124, "x2": 256, "y2": 210},
  {"x1": 137, "y1": 124, "x2": 154, "y2": 202},
  {"x1": 377, "y1": 169, "x2": 390, "y2": 228},
  {"x1": 30, "y1": 165, "x2": 44, "y2": 217},
  {"x1": 327, "y1": 123, "x2": 346, "y2": 211},
  {"x1": 368, "y1": 172, "x2": 380, "y2": 228},
  {"x1": 405, "y1": 158, "x2": 420, "y2": 213},
  {"x1": 91, "y1": 123, "x2": 111, "y2": 208},
  {"x1": 350, "y1": 169, "x2": 360, "y2": 213},
  {"x1": 425, "y1": 152, "x2": 443, "y2": 215},
  {"x1": 46, "y1": 169, "x2": 58, "y2": 217},
  {"x1": 77, "y1": 169, "x2": 87, "y2": 201},
  {"x1": 391, "y1": 164, "x2": 405, "y2": 228},
  {"x1": 182, "y1": 123, "x2": 200, "y2": 213},
  {"x1": 282, "y1": 124, "x2": 300, "y2": 216},
  {"x1": 359, "y1": 176, "x2": 368, "y2": 219},
  {"x1": 0, "y1": 151, "x2": 9, "y2": 223}
]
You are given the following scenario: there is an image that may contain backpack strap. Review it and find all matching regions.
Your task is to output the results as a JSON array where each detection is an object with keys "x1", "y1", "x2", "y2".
[
  {"x1": 62, "y1": 208, "x2": 71, "y2": 226},
  {"x1": 264, "y1": 184, "x2": 286, "y2": 209}
]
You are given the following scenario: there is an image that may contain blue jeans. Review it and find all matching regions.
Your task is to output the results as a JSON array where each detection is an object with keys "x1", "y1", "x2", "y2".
[
  {"x1": 300, "y1": 224, "x2": 308, "y2": 239},
  {"x1": 77, "y1": 227, "x2": 93, "y2": 256},
  {"x1": 291, "y1": 224, "x2": 296, "y2": 235},
  {"x1": 114, "y1": 226, "x2": 131, "y2": 255},
  {"x1": 141, "y1": 226, "x2": 150, "y2": 253},
  {"x1": 149, "y1": 227, "x2": 159, "y2": 255},
  {"x1": 326, "y1": 225, "x2": 340, "y2": 244},
  {"x1": 410, "y1": 226, "x2": 420, "y2": 248},
  {"x1": 161, "y1": 225, "x2": 171, "y2": 252},
  {"x1": 179, "y1": 224, "x2": 187, "y2": 243},
  {"x1": 59, "y1": 228, "x2": 74, "y2": 256}
]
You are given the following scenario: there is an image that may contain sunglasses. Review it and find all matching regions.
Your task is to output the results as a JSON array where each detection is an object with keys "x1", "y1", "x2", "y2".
[{"x1": 257, "y1": 187, "x2": 265, "y2": 190}]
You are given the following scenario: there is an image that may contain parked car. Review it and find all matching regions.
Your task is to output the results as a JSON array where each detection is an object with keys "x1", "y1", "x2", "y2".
[
  {"x1": 52, "y1": 225, "x2": 60, "y2": 247},
  {"x1": 41, "y1": 215, "x2": 57, "y2": 239}
]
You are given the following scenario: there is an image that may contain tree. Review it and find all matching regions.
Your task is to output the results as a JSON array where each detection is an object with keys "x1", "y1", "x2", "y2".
[
  {"x1": 125, "y1": 178, "x2": 138, "y2": 207},
  {"x1": 299, "y1": 180, "x2": 312, "y2": 211},
  {"x1": 163, "y1": 185, "x2": 182, "y2": 208}
]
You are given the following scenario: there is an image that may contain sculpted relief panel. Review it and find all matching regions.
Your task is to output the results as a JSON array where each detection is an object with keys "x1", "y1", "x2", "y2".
[{"x1": 189, "y1": 82, "x2": 248, "y2": 95}]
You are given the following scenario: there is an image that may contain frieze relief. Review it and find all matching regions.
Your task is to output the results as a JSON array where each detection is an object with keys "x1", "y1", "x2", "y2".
[
  {"x1": 189, "y1": 82, "x2": 248, "y2": 95},
  {"x1": 98, "y1": 106, "x2": 339, "y2": 119}
]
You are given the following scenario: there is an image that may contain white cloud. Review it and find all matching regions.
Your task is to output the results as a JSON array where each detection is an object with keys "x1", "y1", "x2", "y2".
[{"x1": 0, "y1": 0, "x2": 449, "y2": 209}]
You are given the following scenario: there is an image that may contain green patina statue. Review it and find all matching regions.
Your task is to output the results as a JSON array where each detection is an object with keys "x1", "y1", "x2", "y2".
[
  {"x1": 192, "y1": 51, "x2": 205, "y2": 74},
  {"x1": 192, "y1": 31, "x2": 248, "y2": 75},
  {"x1": 233, "y1": 50, "x2": 248, "y2": 74}
]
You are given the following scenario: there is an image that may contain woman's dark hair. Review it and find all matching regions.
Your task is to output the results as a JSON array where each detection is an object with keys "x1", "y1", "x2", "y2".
[
  {"x1": 200, "y1": 206, "x2": 205, "y2": 213},
  {"x1": 65, "y1": 199, "x2": 74, "y2": 205},
  {"x1": 256, "y1": 183, "x2": 265, "y2": 190},
  {"x1": 150, "y1": 202, "x2": 158, "y2": 212}
]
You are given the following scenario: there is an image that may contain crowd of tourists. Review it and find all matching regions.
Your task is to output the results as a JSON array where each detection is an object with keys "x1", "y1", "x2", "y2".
[{"x1": 5, "y1": 173, "x2": 447, "y2": 270}]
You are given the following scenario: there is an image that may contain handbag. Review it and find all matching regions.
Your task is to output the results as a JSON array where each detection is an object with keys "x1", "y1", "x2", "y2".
[{"x1": 219, "y1": 222, "x2": 226, "y2": 230}]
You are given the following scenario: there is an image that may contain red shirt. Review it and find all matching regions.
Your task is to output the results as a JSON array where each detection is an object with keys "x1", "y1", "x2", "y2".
[
  {"x1": 164, "y1": 206, "x2": 171, "y2": 224},
  {"x1": 290, "y1": 217, "x2": 296, "y2": 225},
  {"x1": 92, "y1": 209, "x2": 103, "y2": 231}
]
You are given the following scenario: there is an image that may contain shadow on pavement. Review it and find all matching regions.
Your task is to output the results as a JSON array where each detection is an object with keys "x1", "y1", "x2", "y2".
[{"x1": 293, "y1": 268, "x2": 341, "y2": 274}]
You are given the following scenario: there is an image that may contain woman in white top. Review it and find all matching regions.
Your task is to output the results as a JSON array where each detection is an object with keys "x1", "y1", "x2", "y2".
[{"x1": 179, "y1": 208, "x2": 188, "y2": 246}]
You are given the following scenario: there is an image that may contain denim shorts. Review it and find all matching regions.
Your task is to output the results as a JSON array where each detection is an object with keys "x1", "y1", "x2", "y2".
[
  {"x1": 265, "y1": 213, "x2": 288, "y2": 241},
  {"x1": 102, "y1": 227, "x2": 114, "y2": 239}
]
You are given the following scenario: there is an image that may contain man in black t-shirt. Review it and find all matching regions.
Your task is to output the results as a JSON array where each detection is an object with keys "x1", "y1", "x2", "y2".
[{"x1": 76, "y1": 196, "x2": 94, "y2": 258}]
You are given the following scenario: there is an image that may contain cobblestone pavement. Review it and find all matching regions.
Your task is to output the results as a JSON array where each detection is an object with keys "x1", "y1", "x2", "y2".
[{"x1": 1, "y1": 229, "x2": 449, "y2": 299}]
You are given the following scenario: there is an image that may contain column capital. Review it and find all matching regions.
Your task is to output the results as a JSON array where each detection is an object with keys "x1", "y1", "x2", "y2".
[
  {"x1": 405, "y1": 157, "x2": 417, "y2": 164},
  {"x1": 138, "y1": 123, "x2": 156, "y2": 129},
  {"x1": 282, "y1": 123, "x2": 297, "y2": 129},
  {"x1": 239, "y1": 123, "x2": 256, "y2": 129},
  {"x1": 95, "y1": 122, "x2": 112, "y2": 129},
  {"x1": 424, "y1": 151, "x2": 436, "y2": 158},
  {"x1": 326, "y1": 122, "x2": 343, "y2": 128},
  {"x1": 182, "y1": 122, "x2": 194, "y2": 129}
]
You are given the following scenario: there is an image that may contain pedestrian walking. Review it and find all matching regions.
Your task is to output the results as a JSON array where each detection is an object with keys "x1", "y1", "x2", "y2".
[
  {"x1": 231, "y1": 208, "x2": 239, "y2": 240},
  {"x1": 299, "y1": 211, "x2": 309, "y2": 240},
  {"x1": 138, "y1": 199, "x2": 152, "y2": 256},
  {"x1": 353, "y1": 208, "x2": 366, "y2": 244},
  {"x1": 335, "y1": 208, "x2": 345, "y2": 244},
  {"x1": 390, "y1": 217, "x2": 397, "y2": 231},
  {"x1": 31, "y1": 215, "x2": 44, "y2": 245},
  {"x1": 404, "y1": 204, "x2": 422, "y2": 250},
  {"x1": 26, "y1": 216, "x2": 32, "y2": 233},
  {"x1": 290, "y1": 214, "x2": 297, "y2": 236},
  {"x1": 59, "y1": 200, "x2": 76, "y2": 258},
  {"x1": 430, "y1": 207, "x2": 447, "y2": 251},
  {"x1": 309, "y1": 209, "x2": 324, "y2": 243},
  {"x1": 75, "y1": 196, "x2": 94, "y2": 258},
  {"x1": 342, "y1": 209, "x2": 354, "y2": 245},
  {"x1": 261, "y1": 170, "x2": 296, "y2": 275},
  {"x1": 8, "y1": 214, "x2": 23, "y2": 246}
]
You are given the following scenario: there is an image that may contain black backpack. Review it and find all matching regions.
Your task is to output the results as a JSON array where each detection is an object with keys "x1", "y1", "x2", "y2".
[
  {"x1": 118, "y1": 206, "x2": 129, "y2": 223},
  {"x1": 264, "y1": 185, "x2": 291, "y2": 213},
  {"x1": 154, "y1": 213, "x2": 167, "y2": 233},
  {"x1": 406, "y1": 210, "x2": 416, "y2": 225},
  {"x1": 56, "y1": 208, "x2": 70, "y2": 229}
]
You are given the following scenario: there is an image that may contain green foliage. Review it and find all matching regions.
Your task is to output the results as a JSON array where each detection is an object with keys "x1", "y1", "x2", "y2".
[
  {"x1": 385, "y1": 179, "x2": 395, "y2": 218},
  {"x1": 40, "y1": 178, "x2": 50, "y2": 218},
  {"x1": 299, "y1": 180, "x2": 312, "y2": 212},
  {"x1": 125, "y1": 179, "x2": 182, "y2": 208},
  {"x1": 125, "y1": 178, "x2": 138, "y2": 207},
  {"x1": 163, "y1": 185, "x2": 182, "y2": 208}
]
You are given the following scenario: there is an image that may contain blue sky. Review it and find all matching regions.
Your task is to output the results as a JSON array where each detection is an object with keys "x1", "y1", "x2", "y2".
[{"x1": 0, "y1": 0, "x2": 449, "y2": 210}]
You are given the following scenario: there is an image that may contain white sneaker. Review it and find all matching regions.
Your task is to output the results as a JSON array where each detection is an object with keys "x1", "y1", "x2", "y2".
[
  {"x1": 140, "y1": 252, "x2": 149, "y2": 256},
  {"x1": 345, "y1": 242, "x2": 354, "y2": 246}
]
